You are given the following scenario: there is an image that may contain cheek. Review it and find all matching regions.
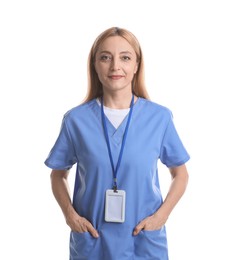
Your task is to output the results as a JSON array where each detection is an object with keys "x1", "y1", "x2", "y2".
[
  {"x1": 94, "y1": 62, "x2": 100, "y2": 74},
  {"x1": 94, "y1": 66, "x2": 103, "y2": 80},
  {"x1": 126, "y1": 66, "x2": 137, "y2": 77},
  {"x1": 125, "y1": 63, "x2": 138, "y2": 74},
  {"x1": 95, "y1": 62, "x2": 108, "y2": 75}
]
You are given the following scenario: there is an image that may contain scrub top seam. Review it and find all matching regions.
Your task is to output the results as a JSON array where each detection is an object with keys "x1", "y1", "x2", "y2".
[
  {"x1": 165, "y1": 154, "x2": 190, "y2": 168},
  {"x1": 159, "y1": 115, "x2": 172, "y2": 160},
  {"x1": 87, "y1": 100, "x2": 105, "y2": 132},
  {"x1": 64, "y1": 115, "x2": 79, "y2": 164},
  {"x1": 92, "y1": 98, "x2": 143, "y2": 145}
]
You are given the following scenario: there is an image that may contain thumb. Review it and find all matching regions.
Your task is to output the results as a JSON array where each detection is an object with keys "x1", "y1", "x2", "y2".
[{"x1": 133, "y1": 221, "x2": 145, "y2": 236}]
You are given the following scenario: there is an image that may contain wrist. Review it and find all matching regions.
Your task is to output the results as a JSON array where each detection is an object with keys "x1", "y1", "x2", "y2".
[
  {"x1": 64, "y1": 205, "x2": 78, "y2": 223},
  {"x1": 153, "y1": 206, "x2": 170, "y2": 222}
]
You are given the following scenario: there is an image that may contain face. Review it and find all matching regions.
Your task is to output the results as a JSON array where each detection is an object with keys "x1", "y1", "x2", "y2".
[{"x1": 94, "y1": 36, "x2": 138, "y2": 94}]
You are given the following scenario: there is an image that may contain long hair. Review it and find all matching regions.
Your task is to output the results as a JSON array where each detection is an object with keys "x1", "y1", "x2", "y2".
[{"x1": 83, "y1": 27, "x2": 149, "y2": 103}]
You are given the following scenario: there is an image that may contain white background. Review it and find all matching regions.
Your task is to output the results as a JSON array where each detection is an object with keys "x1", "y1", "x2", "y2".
[{"x1": 0, "y1": 0, "x2": 236, "y2": 259}]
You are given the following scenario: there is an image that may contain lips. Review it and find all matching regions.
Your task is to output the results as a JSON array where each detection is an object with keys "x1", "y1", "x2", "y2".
[{"x1": 108, "y1": 75, "x2": 124, "y2": 80}]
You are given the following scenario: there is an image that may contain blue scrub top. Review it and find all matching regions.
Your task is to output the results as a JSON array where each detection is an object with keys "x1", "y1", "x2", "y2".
[{"x1": 45, "y1": 98, "x2": 190, "y2": 260}]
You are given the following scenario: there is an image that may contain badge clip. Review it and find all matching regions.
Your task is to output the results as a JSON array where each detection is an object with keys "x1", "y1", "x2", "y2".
[{"x1": 113, "y1": 178, "x2": 118, "y2": 193}]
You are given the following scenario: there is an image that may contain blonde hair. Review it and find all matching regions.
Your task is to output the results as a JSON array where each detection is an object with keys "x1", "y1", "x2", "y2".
[{"x1": 83, "y1": 27, "x2": 149, "y2": 102}]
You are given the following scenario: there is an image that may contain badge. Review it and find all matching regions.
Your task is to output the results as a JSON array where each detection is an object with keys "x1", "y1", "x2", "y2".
[{"x1": 105, "y1": 189, "x2": 126, "y2": 223}]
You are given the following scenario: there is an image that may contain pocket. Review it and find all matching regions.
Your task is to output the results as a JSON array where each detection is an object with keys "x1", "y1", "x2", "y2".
[
  {"x1": 99, "y1": 223, "x2": 134, "y2": 259},
  {"x1": 134, "y1": 227, "x2": 168, "y2": 259},
  {"x1": 70, "y1": 231, "x2": 97, "y2": 260}
]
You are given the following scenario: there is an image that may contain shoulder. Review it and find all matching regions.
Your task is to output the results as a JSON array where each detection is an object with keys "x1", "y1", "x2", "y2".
[
  {"x1": 139, "y1": 98, "x2": 172, "y2": 119},
  {"x1": 62, "y1": 99, "x2": 97, "y2": 122}
]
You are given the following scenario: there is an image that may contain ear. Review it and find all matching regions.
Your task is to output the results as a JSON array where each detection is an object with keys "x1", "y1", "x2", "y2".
[{"x1": 134, "y1": 62, "x2": 138, "y2": 74}]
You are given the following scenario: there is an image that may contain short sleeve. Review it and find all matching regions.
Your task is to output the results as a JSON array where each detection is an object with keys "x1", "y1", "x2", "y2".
[
  {"x1": 160, "y1": 114, "x2": 190, "y2": 168},
  {"x1": 44, "y1": 115, "x2": 77, "y2": 170}
]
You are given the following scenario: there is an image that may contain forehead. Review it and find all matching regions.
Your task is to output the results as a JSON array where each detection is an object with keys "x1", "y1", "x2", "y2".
[{"x1": 97, "y1": 36, "x2": 136, "y2": 54}]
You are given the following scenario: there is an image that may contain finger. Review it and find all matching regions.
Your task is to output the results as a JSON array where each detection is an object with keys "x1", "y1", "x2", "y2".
[
  {"x1": 133, "y1": 222, "x2": 145, "y2": 236},
  {"x1": 86, "y1": 223, "x2": 99, "y2": 238}
]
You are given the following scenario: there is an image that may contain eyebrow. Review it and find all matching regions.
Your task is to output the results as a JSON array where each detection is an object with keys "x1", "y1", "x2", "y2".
[{"x1": 99, "y1": 51, "x2": 133, "y2": 55}]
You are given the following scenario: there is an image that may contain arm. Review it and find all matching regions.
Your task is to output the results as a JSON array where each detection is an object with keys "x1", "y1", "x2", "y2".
[
  {"x1": 50, "y1": 169, "x2": 99, "y2": 238},
  {"x1": 133, "y1": 164, "x2": 189, "y2": 235}
]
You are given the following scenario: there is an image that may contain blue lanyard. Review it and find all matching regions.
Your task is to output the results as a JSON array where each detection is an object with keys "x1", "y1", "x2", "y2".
[{"x1": 101, "y1": 95, "x2": 134, "y2": 192}]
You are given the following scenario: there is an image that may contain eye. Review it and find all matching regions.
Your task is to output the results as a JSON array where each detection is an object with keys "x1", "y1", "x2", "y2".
[
  {"x1": 121, "y1": 55, "x2": 131, "y2": 61},
  {"x1": 100, "y1": 55, "x2": 112, "y2": 61}
]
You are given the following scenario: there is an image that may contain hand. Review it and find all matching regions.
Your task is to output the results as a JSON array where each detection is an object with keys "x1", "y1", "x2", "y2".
[
  {"x1": 133, "y1": 212, "x2": 168, "y2": 236},
  {"x1": 66, "y1": 210, "x2": 99, "y2": 238}
]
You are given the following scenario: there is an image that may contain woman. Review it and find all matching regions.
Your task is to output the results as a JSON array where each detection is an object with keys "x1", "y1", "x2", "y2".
[{"x1": 45, "y1": 27, "x2": 190, "y2": 260}]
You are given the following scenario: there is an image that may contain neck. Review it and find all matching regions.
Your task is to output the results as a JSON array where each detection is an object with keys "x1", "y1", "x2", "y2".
[{"x1": 102, "y1": 90, "x2": 136, "y2": 109}]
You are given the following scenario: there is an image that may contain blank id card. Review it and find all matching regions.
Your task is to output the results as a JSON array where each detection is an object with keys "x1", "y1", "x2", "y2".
[{"x1": 105, "y1": 189, "x2": 126, "y2": 223}]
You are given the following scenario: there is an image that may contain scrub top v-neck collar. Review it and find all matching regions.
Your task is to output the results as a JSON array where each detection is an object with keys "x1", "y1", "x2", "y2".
[{"x1": 91, "y1": 97, "x2": 142, "y2": 146}]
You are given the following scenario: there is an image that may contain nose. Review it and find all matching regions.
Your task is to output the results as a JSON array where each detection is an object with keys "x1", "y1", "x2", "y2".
[{"x1": 110, "y1": 57, "x2": 120, "y2": 71}]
